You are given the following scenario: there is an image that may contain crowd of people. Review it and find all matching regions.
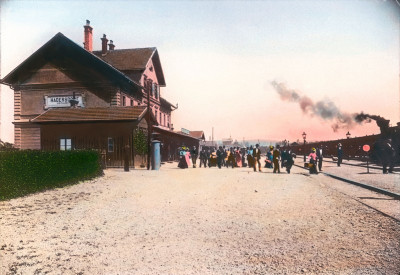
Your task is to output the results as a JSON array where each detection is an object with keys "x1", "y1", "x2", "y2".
[
  {"x1": 177, "y1": 141, "x2": 397, "y2": 175},
  {"x1": 177, "y1": 144, "x2": 298, "y2": 174}
]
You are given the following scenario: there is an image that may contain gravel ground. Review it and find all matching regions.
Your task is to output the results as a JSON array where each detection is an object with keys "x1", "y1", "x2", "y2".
[{"x1": 0, "y1": 163, "x2": 399, "y2": 274}]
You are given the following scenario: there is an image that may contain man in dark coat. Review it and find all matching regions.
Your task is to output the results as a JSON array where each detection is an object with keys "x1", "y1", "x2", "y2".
[
  {"x1": 253, "y1": 144, "x2": 262, "y2": 172},
  {"x1": 199, "y1": 148, "x2": 207, "y2": 168},
  {"x1": 337, "y1": 143, "x2": 343, "y2": 167},
  {"x1": 273, "y1": 145, "x2": 281, "y2": 173},
  {"x1": 216, "y1": 146, "x2": 224, "y2": 169},
  {"x1": 316, "y1": 145, "x2": 323, "y2": 171},
  {"x1": 376, "y1": 138, "x2": 396, "y2": 174},
  {"x1": 191, "y1": 146, "x2": 198, "y2": 168},
  {"x1": 222, "y1": 146, "x2": 227, "y2": 167},
  {"x1": 285, "y1": 148, "x2": 295, "y2": 174}
]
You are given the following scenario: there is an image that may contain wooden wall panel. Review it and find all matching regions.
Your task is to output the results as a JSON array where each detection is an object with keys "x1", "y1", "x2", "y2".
[
  {"x1": 22, "y1": 64, "x2": 75, "y2": 84},
  {"x1": 14, "y1": 126, "x2": 22, "y2": 149},
  {"x1": 111, "y1": 90, "x2": 120, "y2": 106},
  {"x1": 20, "y1": 126, "x2": 41, "y2": 150},
  {"x1": 14, "y1": 90, "x2": 21, "y2": 119}
]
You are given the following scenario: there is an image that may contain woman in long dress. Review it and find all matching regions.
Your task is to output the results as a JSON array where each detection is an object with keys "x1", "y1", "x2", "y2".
[
  {"x1": 185, "y1": 148, "x2": 192, "y2": 167},
  {"x1": 235, "y1": 147, "x2": 242, "y2": 167},
  {"x1": 308, "y1": 148, "x2": 318, "y2": 174},
  {"x1": 178, "y1": 148, "x2": 188, "y2": 169}
]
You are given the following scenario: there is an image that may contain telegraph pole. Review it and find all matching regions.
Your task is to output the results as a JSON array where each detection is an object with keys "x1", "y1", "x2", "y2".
[{"x1": 147, "y1": 79, "x2": 152, "y2": 170}]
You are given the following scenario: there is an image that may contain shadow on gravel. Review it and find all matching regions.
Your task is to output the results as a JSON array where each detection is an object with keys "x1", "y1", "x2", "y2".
[
  {"x1": 358, "y1": 196, "x2": 399, "y2": 201},
  {"x1": 358, "y1": 172, "x2": 379, "y2": 175}
]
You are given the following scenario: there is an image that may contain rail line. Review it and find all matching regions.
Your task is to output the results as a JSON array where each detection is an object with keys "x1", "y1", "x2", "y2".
[
  {"x1": 323, "y1": 159, "x2": 400, "y2": 172},
  {"x1": 293, "y1": 164, "x2": 400, "y2": 200}
]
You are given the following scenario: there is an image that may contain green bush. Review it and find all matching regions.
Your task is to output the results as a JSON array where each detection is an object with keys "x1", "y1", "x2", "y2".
[
  {"x1": 133, "y1": 129, "x2": 148, "y2": 155},
  {"x1": 0, "y1": 150, "x2": 103, "y2": 201},
  {"x1": 0, "y1": 139, "x2": 16, "y2": 151}
]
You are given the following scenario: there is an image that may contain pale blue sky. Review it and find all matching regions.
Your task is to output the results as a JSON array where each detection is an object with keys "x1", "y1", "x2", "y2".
[{"x1": 1, "y1": 0, "x2": 399, "y2": 142}]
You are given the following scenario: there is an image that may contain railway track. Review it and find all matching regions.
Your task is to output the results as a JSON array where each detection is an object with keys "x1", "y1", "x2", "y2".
[
  {"x1": 293, "y1": 163, "x2": 400, "y2": 200},
  {"x1": 323, "y1": 159, "x2": 400, "y2": 172}
]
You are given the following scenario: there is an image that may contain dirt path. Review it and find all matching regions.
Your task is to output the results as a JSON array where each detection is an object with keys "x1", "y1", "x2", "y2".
[{"x1": 1, "y1": 164, "x2": 399, "y2": 274}]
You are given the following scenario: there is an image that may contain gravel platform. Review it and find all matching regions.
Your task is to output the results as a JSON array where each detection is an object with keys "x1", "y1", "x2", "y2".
[{"x1": 1, "y1": 163, "x2": 399, "y2": 274}]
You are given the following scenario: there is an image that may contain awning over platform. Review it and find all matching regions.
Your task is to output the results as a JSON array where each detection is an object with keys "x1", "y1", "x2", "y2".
[{"x1": 31, "y1": 106, "x2": 157, "y2": 124}]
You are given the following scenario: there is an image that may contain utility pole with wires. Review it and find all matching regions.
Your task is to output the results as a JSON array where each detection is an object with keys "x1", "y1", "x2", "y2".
[{"x1": 147, "y1": 79, "x2": 152, "y2": 170}]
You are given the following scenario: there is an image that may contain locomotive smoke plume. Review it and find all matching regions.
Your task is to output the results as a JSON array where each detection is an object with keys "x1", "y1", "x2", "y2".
[
  {"x1": 271, "y1": 81, "x2": 356, "y2": 132},
  {"x1": 271, "y1": 81, "x2": 392, "y2": 134},
  {"x1": 354, "y1": 113, "x2": 390, "y2": 136}
]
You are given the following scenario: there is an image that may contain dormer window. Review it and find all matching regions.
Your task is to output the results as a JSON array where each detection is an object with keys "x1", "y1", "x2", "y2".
[
  {"x1": 152, "y1": 83, "x2": 158, "y2": 99},
  {"x1": 143, "y1": 75, "x2": 147, "y2": 89}
]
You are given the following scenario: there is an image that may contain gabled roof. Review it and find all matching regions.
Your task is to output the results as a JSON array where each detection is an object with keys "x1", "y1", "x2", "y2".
[
  {"x1": 189, "y1": 131, "x2": 205, "y2": 140},
  {"x1": 31, "y1": 106, "x2": 157, "y2": 124},
  {"x1": 153, "y1": 126, "x2": 201, "y2": 141},
  {"x1": 175, "y1": 130, "x2": 205, "y2": 140},
  {"x1": 1, "y1": 33, "x2": 142, "y2": 93},
  {"x1": 93, "y1": 48, "x2": 155, "y2": 70},
  {"x1": 93, "y1": 48, "x2": 166, "y2": 86},
  {"x1": 160, "y1": 97, "x2": 177, "y2": 111}
]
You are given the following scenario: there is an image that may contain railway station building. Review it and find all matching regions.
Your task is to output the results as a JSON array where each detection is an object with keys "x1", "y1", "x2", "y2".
[{"x1": 1, "y1": 20, "x2": 203, "y2": 167}]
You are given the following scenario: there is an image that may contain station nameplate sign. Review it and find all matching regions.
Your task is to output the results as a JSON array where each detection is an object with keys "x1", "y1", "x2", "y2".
[
  {"x1": 44, "y1": 95, "x2": 84, "y2": 108},
  {"x1": 181, "y1": 128, "x2": 190, "y2": 135}
]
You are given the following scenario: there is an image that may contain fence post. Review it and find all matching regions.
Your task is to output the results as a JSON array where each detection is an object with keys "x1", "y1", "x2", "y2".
[{"x1": 124, "y1": 144, "x2": 130, "y2": 172}]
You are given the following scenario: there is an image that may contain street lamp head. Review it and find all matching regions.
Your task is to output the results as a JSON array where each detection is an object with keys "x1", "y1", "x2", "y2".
[
  {"x1": 302, "y1": 132, "x2": 307, "y2": 140},
  {"x1": 346, "y1": 131, "x2": 351, "y2": 139}
]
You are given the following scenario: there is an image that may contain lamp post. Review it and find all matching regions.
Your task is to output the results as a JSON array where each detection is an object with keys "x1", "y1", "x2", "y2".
[
  {"x1": 346, "y1": 131, "x2": 351, "y2": 160},
  {"x1": 302, "y1": 132, "x2": 307, "y2": 162}
]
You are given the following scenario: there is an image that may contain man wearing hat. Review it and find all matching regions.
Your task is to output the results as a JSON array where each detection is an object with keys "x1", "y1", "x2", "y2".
[
  {"x1": 191, "y1": 146, "x2": 198, "y2": 168},
  {"x1": 253, "y1": 144, "x2": 262, "y2": 172},
  {"x1": 273, "y1": 145, "x2": 281, "y2": 173}
]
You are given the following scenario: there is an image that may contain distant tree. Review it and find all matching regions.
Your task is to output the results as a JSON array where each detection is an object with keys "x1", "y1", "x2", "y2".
[{"x1": 0, "y1": 140, "x2": 15, "y2": 151}]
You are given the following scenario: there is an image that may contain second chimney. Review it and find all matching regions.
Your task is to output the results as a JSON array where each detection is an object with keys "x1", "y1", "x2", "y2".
[
  {"x1": 83, "y1": 20, "x2": 93, "y2": 52},
  {"x1": 101, "y1": 34, "x2": 108, "y2": 55},
  {"x1": 108, "y1": 40, "x2": 115, "y2": 51}
]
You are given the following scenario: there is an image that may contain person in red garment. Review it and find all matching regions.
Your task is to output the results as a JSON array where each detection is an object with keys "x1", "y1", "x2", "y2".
[
  {"x1": 185, "y1": 148, "x2": 192, "y2": 168},
  {"x1": 235, "y1": 147, "x2": 242, "y2": 167},
  {"x1": 308, "y1": 148, "x2": 318, "y2": 174}
]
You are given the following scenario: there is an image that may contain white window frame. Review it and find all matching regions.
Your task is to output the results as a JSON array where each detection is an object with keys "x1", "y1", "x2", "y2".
[
  {"x1": 108, "y1": 137, "x2": 114, "y2": 152},
  {"x1": 60, "y1": 138, "x2": 72, "y2": 151}
]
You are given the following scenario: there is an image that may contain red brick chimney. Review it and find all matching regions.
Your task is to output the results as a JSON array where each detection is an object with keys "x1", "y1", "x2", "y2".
[
  {"x1": 83, "y1": 20, "x2": 93, "y2": 52},
  {"x1": 108, "y1": 40, "x2": 115, "y2": 51},
  {"x1": 101, "y1": 34, "x2": 108, "y2": 55}
]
